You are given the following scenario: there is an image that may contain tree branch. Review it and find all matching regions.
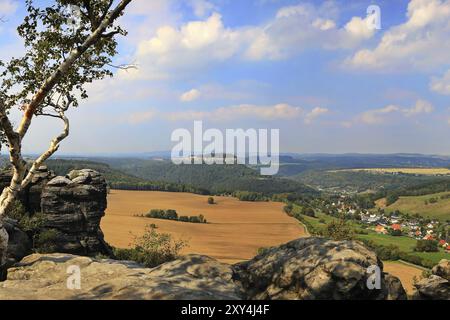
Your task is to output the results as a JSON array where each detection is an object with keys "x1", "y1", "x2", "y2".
[
  {"x1": 0, "y1": 104, "x2": 26, "y2": 213},
  {"x1": 16, "y1": 0, "x2": 133, "y2": 139},
  {"x1": 21, "y1": 110, "x2": 70, "y2": 189}
]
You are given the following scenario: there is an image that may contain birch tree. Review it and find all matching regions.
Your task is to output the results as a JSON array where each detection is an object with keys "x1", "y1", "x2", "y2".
[{"x1": 0, "y1": 0, "x2": 133, "y2": 270}]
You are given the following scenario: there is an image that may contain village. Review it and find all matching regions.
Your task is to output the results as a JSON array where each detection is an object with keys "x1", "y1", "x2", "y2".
[{"x1": 325, "y1": 197, "x2": 450, "y2": 253}]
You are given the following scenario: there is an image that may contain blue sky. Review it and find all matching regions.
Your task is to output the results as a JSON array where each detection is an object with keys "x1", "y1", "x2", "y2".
[{"x1": 1, "y1": 0, "x2": 450, "y2": 155}]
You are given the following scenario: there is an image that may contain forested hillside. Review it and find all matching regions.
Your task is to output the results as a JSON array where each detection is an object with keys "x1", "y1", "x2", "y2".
[{"x1": 46, "y1": 158, "x2": 317, "y2": 196}]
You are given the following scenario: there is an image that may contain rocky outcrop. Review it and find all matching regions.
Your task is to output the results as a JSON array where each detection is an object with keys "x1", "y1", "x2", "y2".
[
  {"x1": 40, "y1": 169, "x2": 112, "y2": 256},
  {"x1": 413, "y1": 259, "x2": 450, "y2": 300},
  {"x1": 0, "y1": 238, "x2": 408, "y2": 300},
  {"x1": 0, "y1": 253, "x2": 243, "y2": 300},
  {"x1": 432, "y1": 259, "x2": 450, "y2": 281},
  {"x1": 24, "y1": 166, "x2": 56, "y2": 214},
  {"x1": 234, "y1": 237, "x2": 406, "y2": 300},
  {"x1": 2, "y1": 168, "x2": 111, "y2": 265},
  {"x1": 4, "y1": 218, "x2": 32, "y2": 268}
]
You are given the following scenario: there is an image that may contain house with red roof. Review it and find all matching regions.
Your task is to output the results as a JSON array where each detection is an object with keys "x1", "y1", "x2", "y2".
[
  {"x1": 375, "y1": 225, "x2": 387, "y2": 234},
  {"x1": 391, "y1": 224, "x2": 401, "y2": 231},
  {"x1": 423, "y1": 234, "x2": 435, "y2": 241}
]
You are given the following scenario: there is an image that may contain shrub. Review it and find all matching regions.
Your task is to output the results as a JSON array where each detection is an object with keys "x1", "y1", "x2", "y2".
[
  {"x1": 113, "y1": 225, "x2": 188, "y2": 268},
  {"x1": 34, "y1": 229, "x2": 59, "y2": 253},
  {"x1": 179, "y1": 216, "x2": 189, "y2": 222},
  {"x1": 283, "y1": 204, "x2": 293, "y2": 215},
  {"x1": 207, "y1": 197, "x2": 215, "y2": 205},
  {"x1": 322, "y1": 218, "x2": 354, "y2": 241},
  {"x1": 415, "y1": 240, "x2": 439, "y2": 252},
  {"x1": 389, "y1": 229, "x2": 403, "y2": 237},
  {"x1": 189, "y1": 216, "x2": 201, "y2": 223},
  {"x1": 301, "y1": 207, "x2": 316, "y2": 218}
]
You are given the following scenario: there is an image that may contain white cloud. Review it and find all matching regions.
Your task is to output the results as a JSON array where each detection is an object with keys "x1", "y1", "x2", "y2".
[
  {"x1": 165, "y1": 103, "x2": 303, "y2": 122},
  {"x1": 128, "y1": 110, "x2": 158, "y2": 124},
  {"x1": 353, "y1": 99, "x2": 434, "y2": 125},
  {"x1": 430, "y1": 69, "x2": 450, "y2": 95},
  {"x1": 304, "y1": 107, "x2": 330, "y2": 124},
  {"x1": 402, "y1": 99, "x2": 434, "y2": 116},
  {"x1": 188, "y1": 0, "x2": 216, "y2": 17},
  {"x1": 345, "y1": 0, "x2": 450, "y2": 71},
  {"x1": 0, "y1": 0, "x2": 18, "y2": 15},
  {"x1": 359, "y1": 105, "x2": 400, "y2": 125},
  {"x1": 180, "y1": 88, "x2": 201, "y2": 102},
  {"x1": 122, "y1": 4, "x2": 375, "y2": 80},
  {"x1": 244, "y1": 4, "x2": 375, "y2": 61}
]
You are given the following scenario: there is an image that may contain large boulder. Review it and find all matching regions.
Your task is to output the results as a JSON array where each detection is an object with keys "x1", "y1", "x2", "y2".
[
  {"x1": 432, "y1": 259, "x2": 450, "y2": 281},
  {"x1": 412, "y1": 259, "x2": 450, "y2": 300},
  {"x1": 234, "y1": 237, "x2": 406, "y2": 300},
  {"x1": 0, "y1": 238, "x2": 407, "y2": 300},
  {"x1": 40, "y1": 169, "x2": 112, "y2": 256}
]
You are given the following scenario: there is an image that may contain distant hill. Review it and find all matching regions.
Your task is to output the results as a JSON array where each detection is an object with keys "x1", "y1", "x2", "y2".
[
  {"x1": 275, "y1": 153, "x2": 450, "y2": 177},
  {"x1": 46, "y1": 158, "x2": 317, "y2": 196}
]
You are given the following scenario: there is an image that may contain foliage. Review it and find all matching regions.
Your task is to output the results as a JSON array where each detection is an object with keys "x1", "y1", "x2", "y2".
[
  {"x1": 207, "y1": 197, "x2": 215, "y2": 205},
  {"x1": 322, "y1": 217, "x2": 355, "y2": 241},
  {"x1": 140, "y1": 209, "x2": 207, "y2": 224},
  {"x1": 0, "y1": 0, "x2": 127, "y2": 111},
  {"x1": 113, "y1": 225, "x2": 188, "y2": 268},
  {"x1": 389, "y1": 229, "x2": 403, "y2": 237},
  {"x1": 415, "y1": 240, "x2": 439, "y2": 253},
  {"x1": 33, "y1": 228, "x2": 60, "y2": 253}
]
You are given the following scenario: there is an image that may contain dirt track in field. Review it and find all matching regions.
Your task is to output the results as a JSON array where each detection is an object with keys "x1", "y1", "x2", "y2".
[{"x1": 102, "y1": 190, "x2": 306, "y2": 264}]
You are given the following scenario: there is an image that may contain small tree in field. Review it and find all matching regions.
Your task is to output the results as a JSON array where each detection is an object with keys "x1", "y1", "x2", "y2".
[{"x1": 0, "y1": 0, "x2": 133, "y2": 270}]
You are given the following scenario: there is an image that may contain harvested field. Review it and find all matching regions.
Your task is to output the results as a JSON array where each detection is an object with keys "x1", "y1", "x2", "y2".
[
  {"x1": 383, "y1": 261, "x2": 425, "y2": 295},
  {"x1": 102, "y1": 190, "x2": 306, "y2": 264}
]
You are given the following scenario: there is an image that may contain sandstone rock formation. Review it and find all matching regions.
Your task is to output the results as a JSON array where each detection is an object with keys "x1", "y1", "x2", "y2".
[
  {"x1": 4, "y1": 218, "x2": 31, "y2": 268},
  {"x1": 2, "y1": 167, "x2": 112, "y2": 265},
  {"x1": 412, "y1": 259, "x2": 450, "y2": 300},
  {"x1": 40, "y1": 169, "x2": 112, "y2": 256},
  {"x1": 0, "y1": 238, "x2": 408, "y2": 300},
  {"x1": 0, "y1": 253, "x2": 243, "y2": 300},
  {"x1": 234, "y1": 237, "x2": 406, "y2": 300}
]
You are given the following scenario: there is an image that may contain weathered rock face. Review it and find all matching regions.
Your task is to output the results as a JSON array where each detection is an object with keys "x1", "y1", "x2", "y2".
[
  {"x1": 413, "y1": 259, "x2": 450, "y2": 300},
  {"x1": 0, "y1": 253, "x2": 244, "y2": 300},
  {"x1": 234, "y1": 237, "x2": 407, "y2": 300},
  {"x1": 4, "y1": 218, "x2": 32, "y2": 269},
  {"x1": 2, "y1": 167, "x2": 111, "y2": 263},
  {"x1": 432, "y1": 259, "x2": 450, "y2": 281},
  {"x1": 24, "y1": 166, "x2": 56, "y2": 214},
  {"x1": 40, "y1": 169, "x2": 112, "y2": 256},
  {"x1": 0, "y1": 238, "x2": 408, "y2": 300}
]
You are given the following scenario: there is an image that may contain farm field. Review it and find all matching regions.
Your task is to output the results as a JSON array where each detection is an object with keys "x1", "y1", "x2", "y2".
[
  {"x1": 376, "y1": 192, "x2": 450, "y2": 221},
  {"x1": 102, "y1": 190, "x2": 306, "y2": 264},
  {"x1": 383, "y1": 261, "x2": 425, "y2": 295},
  {"x1": 331, "y1": 168, "x2": 450, "y2": 175}
]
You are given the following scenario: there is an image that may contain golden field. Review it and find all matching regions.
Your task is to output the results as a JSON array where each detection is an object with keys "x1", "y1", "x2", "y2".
[
  {"x1": 383, "y1": 261, "x2": 425, "y2": 295},
  {"x1": 332, "y1": 168, "x2": 450, "y2": 175},
  {"x1": 102, "y1": 190, "x2": 306, "y2": 264}
]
